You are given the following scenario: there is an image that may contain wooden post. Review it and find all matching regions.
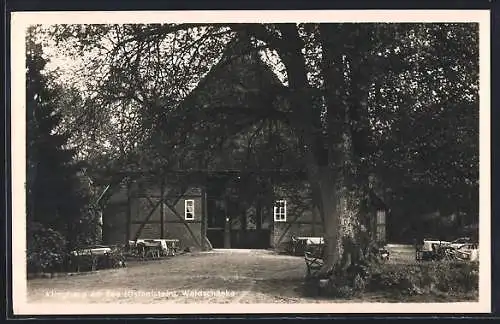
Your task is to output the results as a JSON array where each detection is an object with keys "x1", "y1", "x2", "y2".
[
  {"x1": 97, "y1": 209, "x2": 103, "y2": 244},
  {"x1": 370, "y1": 209, "x2": 375, "y2": 242},
  {"x1": 160, "y1": 177, "x2": 165, "y2": 239},
  {"x1": 270, "y1": 200, "x2": 276, "y2": 249},
  {"x1": 126, "y1": 178, "x2": 131, "y2": 244},
  {"x1": 201, "y1": 185, "x2": 208, "y2": 250},
  {"x1": 311, "y1": 207, "x2": 317, "y2": 236},
  {"x1": 256, "y1": 199, "x2": 262, "y2": 231},
  {"x1": 224, "y1": 196, "x2": 231, "y2": 248}
]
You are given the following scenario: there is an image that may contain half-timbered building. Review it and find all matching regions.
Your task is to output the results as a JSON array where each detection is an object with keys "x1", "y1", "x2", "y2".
[{"x1": 97, "y1": 34, "x2": 389, "y2": 251}]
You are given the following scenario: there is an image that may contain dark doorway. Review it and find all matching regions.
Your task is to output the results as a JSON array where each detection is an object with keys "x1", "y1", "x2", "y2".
[
  {"x1": 207, "y1": 198, "x2": 226, "y2": 248},
  {"x1": 206, "y1": 196, "x2": 270, "y2": 249},
  {"x1": 207, "y1": 228, "x2": 225, "y2": 248},
  {"x1": 231, "y1": 229, "x2": 270, "y2": 249},
  {"x1": 206, "y1": 173, "x2": 272, "y2": 249}
]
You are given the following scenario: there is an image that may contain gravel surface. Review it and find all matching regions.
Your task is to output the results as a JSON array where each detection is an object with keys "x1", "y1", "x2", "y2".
[
  {"x1": 27, "y1": 248, "x2": 476, "y2": 304},
  {"x1": 28, "y1": 249, "x2": 323, "y2": 304}
]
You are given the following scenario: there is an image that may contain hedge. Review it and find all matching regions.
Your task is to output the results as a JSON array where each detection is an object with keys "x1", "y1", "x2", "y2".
[
  {"x1": 27, "y1": 222, "x2": 68, "y2": 273},
  {"x1": 27, "y1": 222, "x2": 127, "y2": 274},
  {"x1": 314, "y1": 260, "x2": 479, "y2": 298}
]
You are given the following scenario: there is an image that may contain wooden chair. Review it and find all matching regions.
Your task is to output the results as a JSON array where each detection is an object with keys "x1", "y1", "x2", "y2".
[
  {"x1": 434, "y1": 244, "x2": 461, "y2": 261},
  {"x1": 90, "y1": 250, "x2": 98, "y2": 271},
  {"x1": 143, "y1": 241, "x2": 162, "y2": 260},
  {"x1": 291, "y1": 237, "x2": 307, "y2": 256},
  {"x1": 289, "y1": 236, "x2": 297, "y2": 255},
  {"x1": 378, "y1": 247, "x2": 390, "y2": 261},
  {"x1": 165, "y1": 240, "x2": 179, "y2": 256},
  {"x1": 456, "y1": 243, "x2": 479, "y2": 261},
  {"x1": 415, "y1": 244, "x2": 424, "y2": 261},
  {"x1": 431, "y1": 243, "x2": 441, "y2": 261},
  {"x1": 135, "y1": 242, "x2": 147, "y2": 259}
]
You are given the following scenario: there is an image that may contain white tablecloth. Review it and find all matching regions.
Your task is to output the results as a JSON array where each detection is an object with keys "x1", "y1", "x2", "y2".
[
  {"x1": 469, "y1": 249, "x2": 479, "y2": 262},
  {"x1": 129, "y1": 239, "x2": 179, "y2": 251},
  {"x1": 71, "y1": 247, "x2": 112, "y2": 256},
  {"x1": 295, "y1": 237, "x2": 324, "y2": 245},
  {"x1": 422, "y1": 240, "x2": 448, "y2": 252}
]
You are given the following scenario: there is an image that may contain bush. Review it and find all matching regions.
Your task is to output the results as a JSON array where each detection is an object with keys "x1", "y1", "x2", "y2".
[
  {"x1": 104, "y1": 245, "x2": 127, "y2": 268},
  {"x1": 367, "y1": 263, "x2": 422, "y2": 295},
  {"x1": 317, "y1": 259, "x2": 478, "y2": 299},
  {"x1": 27, "y1": 222, "x2": 68, "y2": 273},
  {"x1": 366, "y1": 261, "x2": 479, "y2": 296}
]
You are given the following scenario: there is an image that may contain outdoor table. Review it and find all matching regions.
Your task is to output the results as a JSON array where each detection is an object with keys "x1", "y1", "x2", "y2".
[
  {"x1": 289, "y1": 236, "x2": 324, "y2": 255},
  {"x1": 70, "y1": 246, "x2": 112, "y2": 271},
  {"x1": 129, "y1": 239, "x2": 180, "y2": 256},
  {"x1": 422, "y1": 239, "x2": 448, "y2": 252},
  {"x1": 140, "y1": 241, "x2": 163, "y2": 259},
  {"x1": 295, "y1": 237, "x2": 324, "y2": 245},
  {"x1": 71, "y1": 247, "x2": 112, "y2": 256}
]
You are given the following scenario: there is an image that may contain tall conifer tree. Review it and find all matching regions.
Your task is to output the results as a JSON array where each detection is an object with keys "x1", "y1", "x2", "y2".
[{"x1": 26, "y1": 27, "x2": 88, "y2": 249}]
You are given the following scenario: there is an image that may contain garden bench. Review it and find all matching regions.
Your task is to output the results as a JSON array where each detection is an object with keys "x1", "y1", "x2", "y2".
[{"x1": 304, "y1": 244, "x2": 325, "y2": 277}]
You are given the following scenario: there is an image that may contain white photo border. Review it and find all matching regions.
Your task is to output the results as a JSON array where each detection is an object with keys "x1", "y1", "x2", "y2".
[{"x1": 10, "y1": 9, "x2": 491, "y2": 315}]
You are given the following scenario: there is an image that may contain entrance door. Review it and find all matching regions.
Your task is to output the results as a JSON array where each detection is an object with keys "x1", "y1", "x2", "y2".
[
  {"x1": 206, "y1": 197, "x2": 270, "y2": 249},
  {"x1": 228, "y1": 198, "x2": 270, "y2": 249},
  {"x1": 206, "y1": 198, "x2": 226, "y2": 248},
  {"x1": 231, "y1": 229, "x2": 271, "y2": 249}
]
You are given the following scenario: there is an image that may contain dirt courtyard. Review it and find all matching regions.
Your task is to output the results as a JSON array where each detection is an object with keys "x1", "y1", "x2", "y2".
[
  {"x1": 26, "y1": 247, "x2": 475, "y2": 305},
  {"x1": 28, "y1": 249, "x2": 333, "y2": 304}
]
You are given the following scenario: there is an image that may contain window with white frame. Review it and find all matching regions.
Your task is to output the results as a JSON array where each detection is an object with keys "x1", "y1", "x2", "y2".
[
  {"x1": 185, "y1": 199, "x2": 195, "y2": 220},
  {"x1": 274, "y1": 200, "x2": 287, "y2": 222}
]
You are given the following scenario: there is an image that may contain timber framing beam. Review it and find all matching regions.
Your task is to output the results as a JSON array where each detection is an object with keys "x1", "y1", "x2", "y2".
[
  {"x1": 201, "y1": 186, "x2": 208, "y2": 250},
  {"x1": 132, "y1": 186, "x2": 187, "y2": 242},
  {"x1": 160, "y1": 178, "x2": 165, "y2": 239}
]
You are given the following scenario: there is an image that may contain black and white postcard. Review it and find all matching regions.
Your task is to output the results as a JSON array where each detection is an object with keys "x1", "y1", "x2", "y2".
[{"x1": 10, "y1": 9, "x2": 491, "y2": 315}]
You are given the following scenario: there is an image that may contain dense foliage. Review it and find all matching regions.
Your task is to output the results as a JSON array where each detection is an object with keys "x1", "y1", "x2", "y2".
[
  {"x1": 27, "y1": 222, "x2": 68, "y2": 273},
  {"x1": 26, "y1": 27, "x2": 99, "y2": 272}
]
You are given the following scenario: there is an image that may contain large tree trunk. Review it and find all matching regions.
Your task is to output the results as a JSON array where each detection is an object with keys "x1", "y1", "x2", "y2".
[
  {"x1": 312, "y1": 138, "x2": 367, "y2": 277},
  {"x1": 275, "y1": 24, "x2": 342, "y2": 275},
  {"x1": 316, "y1": 23, "x2": 373, "y2": 276},
  {"x1": 319, "y1": 176, "x2": 367, "y2": 276},
  {"x1": 275, "y1": 23, "x2": 370, "y2": 279}
]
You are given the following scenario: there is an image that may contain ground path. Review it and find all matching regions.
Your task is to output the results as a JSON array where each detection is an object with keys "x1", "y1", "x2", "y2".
[
  {"x1": 27, "y1": 246, "x2": 472, "y2": 304},
  {"x1": 28, "y1": 249, "x2": 334, "y2": 304}
]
